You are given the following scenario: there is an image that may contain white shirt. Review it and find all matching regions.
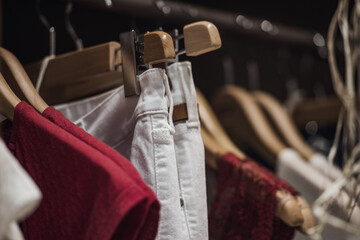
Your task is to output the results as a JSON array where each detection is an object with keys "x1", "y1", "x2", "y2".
[{"x1": 0, "y1": 139, "x2": 42, "y2": 240}]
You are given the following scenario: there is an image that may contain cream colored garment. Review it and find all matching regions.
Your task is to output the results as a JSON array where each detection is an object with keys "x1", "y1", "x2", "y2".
[
  {"x1": 167, "y1": 61, "x2": 208, "y2": 240},
  {"x1": 277, "y1": 148, "x2": 359, "y2": 240},
  {"x1": 0, "y1": 139, "x2": 42, "y2": 240},
  {"x1": 4, "y1": 223, "x2": 24, "y2": 240},
  {"x1": 309, "y1": 153, "x2": 342, "y2": 182},
  {"x1": 55, "y1": 68, "x2": 187, "y2": 239}
]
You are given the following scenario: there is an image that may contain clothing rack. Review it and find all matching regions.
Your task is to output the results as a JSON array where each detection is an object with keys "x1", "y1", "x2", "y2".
[{"x1": 68, "y1": 0, "x2": 322, "y2": 49}]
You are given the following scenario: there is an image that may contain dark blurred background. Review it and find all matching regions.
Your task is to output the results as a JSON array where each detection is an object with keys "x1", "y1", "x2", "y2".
[
  {"x1": 1, "y1": 0, "x2": 343, "y2": 158},
  {"x1": 0, "y1": 0, "x2": 339, "y2": 100}
]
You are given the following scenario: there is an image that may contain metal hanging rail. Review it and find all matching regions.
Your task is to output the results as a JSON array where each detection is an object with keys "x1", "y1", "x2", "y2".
[{"x1": 69, "y1": 0, "x2": 325, "y2": 49}]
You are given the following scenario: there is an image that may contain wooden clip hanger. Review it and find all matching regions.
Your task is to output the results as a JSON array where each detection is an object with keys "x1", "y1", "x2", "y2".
[
  {"x1": 166, "y1": 21, "x2": 222, "y2": 58},
  {"x1": 157, "y1": 21, "x2": 222, "y2": 123},
  {"x1": 0, "y1": 47, "x2": 48, "y2": 114},
  {"x1": 23, "y1": 31, "x2": 175, "y2": 105},
  {"x1": 183, "y1": 21, "x2": 222, "y2": 56},
  {"x1": 196, "y1": 88, "x2": 304, "y2": 227},
  {"x1": 151, "y1": 21, "x2": 221, "y2": 73},
  {"x1": 253, "y1": 91, "x2": 315, "y2": 161},
  {"x1": 121, "y1": 30, "x2": 175, "y2": 97}
]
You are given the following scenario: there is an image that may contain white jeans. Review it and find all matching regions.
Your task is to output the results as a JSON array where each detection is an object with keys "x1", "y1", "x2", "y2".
[
  {"x1": 55, "y1": 68, "x2": 186, "y2": 240},
  {"x1": 167, "y1": 61, "x2": 208, "y2": 240}
]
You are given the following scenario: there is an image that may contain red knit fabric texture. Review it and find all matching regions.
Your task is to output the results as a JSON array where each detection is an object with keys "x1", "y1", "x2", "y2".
[
  {"x1": 209, "y1": 153, "x2": 297, "y2": 240},
  {"x1": 6, "y1": 102, "x2": 151, "y2": 240},
  {"x1": 43, "y1": 107, "x2": 160, "y2": 240}
]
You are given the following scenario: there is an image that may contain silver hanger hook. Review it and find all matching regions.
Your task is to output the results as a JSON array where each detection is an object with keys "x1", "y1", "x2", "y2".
[
  {"x1": 65, "y1": 1, "x2": 83, "y2": 50},
  {"x1": 36, "y1": 0, "x2": 56, "y2": 57}
]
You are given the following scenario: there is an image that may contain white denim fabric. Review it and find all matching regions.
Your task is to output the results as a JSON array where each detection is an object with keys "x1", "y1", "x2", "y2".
[
  {"x1": 167, "y1": 61, "x2": 208, "y2": 240},
  {"x1": 277, "y1": 148, "x2": 359, "y2": 240},
  {"x1": 0, "y1": 139, "x2": 42, "y2": 240},
  {"x1": 55, "y1": 68, "x2": 186, "y2": 240}
]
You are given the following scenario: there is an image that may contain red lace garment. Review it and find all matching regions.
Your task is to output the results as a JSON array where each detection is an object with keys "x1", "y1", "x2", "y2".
[{"x1": 208, "y1": 153, "x2": 298, "y2": 240}]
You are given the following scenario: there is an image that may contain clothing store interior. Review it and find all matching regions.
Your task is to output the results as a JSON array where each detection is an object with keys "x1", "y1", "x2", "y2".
[{"x1": 0, "y1": 0, "x2": 359, "y2": 239}]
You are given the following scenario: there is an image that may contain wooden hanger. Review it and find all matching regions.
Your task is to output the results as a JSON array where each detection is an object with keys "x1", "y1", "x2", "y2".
[
  {"x1": 292, "y1": 95, "x2": 341, "y2": 129},
  {"x1": 197, "y1": 88, "x2": 246, "y2": 159},
  {"x1": 121, "y1": 30, "x2": 175, "y2": 97},
  {"x1": 22, "y1": 31, "x2": 175, "y2": 105},
  {"x1": 0, "y1": 47, "x2": 48, "y2": 114},
  {"x1": 144, "y1": 31, "x2": 175, "y2": 63},
  {"x1": 0, "y1": 71, "x2": 20, "y2": 121},
  {"x1": 296, "y1": 196, "x2": 316, "y2": 234},
  {"x1": 253, "y1": 91, "x2": 315, "y2": 160},
  {"x1": 201, "y1": 127, "x2": 225, "y2": 170},
  {"x1": 155, "y1": 21, "x2": 222, "y2": 70},
  {"x1": 182, "y1": 21, "x2": 222, "y2": 56},
  {"x1": 197, "y1": 88, "x2": 304, "y2": 227},
  {"x1": 211, "y1": 85, "x2": 316, "y2": 232},
  {"x1": 164, "y1": 21, "x2": 222, "y2": 123},
  {"x1": 212, "y1": 86, "x2": 285, "y2": 165},
  {"x1": 20, "y1": 21, "x2": 219, "y2": 105},
  {"x1": 24, "y1": 42, "x2": 122, "y2": 105}
]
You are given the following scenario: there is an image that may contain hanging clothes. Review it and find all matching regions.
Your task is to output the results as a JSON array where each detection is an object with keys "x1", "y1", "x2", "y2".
[
  {"x1": 0, "y1": 138, "x2": 42, "y2": 240},
  {"x1": 308, "y1": 153, "x2": 342, "y2": 181},
  {"x1": 167, "y1": 61, "x2": 208, "y2": 239},
  {"x1": 277, "y1": 149, "x2": 360, "y2": 240},
  {"x1": 208, "y1": 153, "x2": 297, "y2": 240},
  {"x1": 1, "y1": 101, "x2": 153, "y2": 240},
  {"x1": 55, "y1": 68, "x2": 187, "y2": 239},
  {"x1": 41, "y1": 107, "x2": 160, "y2": 240}
]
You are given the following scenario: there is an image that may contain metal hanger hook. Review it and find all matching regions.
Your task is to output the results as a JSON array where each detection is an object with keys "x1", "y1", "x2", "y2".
[
  {"x1": 36, "y1": 0, "x2": 56, "y2": 57},
  {"x1": 65, "y1": 1, "x2": 83, "y2": 50}
]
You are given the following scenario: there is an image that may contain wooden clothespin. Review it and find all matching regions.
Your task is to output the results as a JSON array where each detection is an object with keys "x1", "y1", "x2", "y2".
[
  {"x1": 22, "y1": 31, "x2": 175, "y2": 104},
  {"x1": 167, "y1": 21, "x2": 222, "y2": 58},
  {"x1": 183, "y1": 21, "x2": 222, "y2": 56}
]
